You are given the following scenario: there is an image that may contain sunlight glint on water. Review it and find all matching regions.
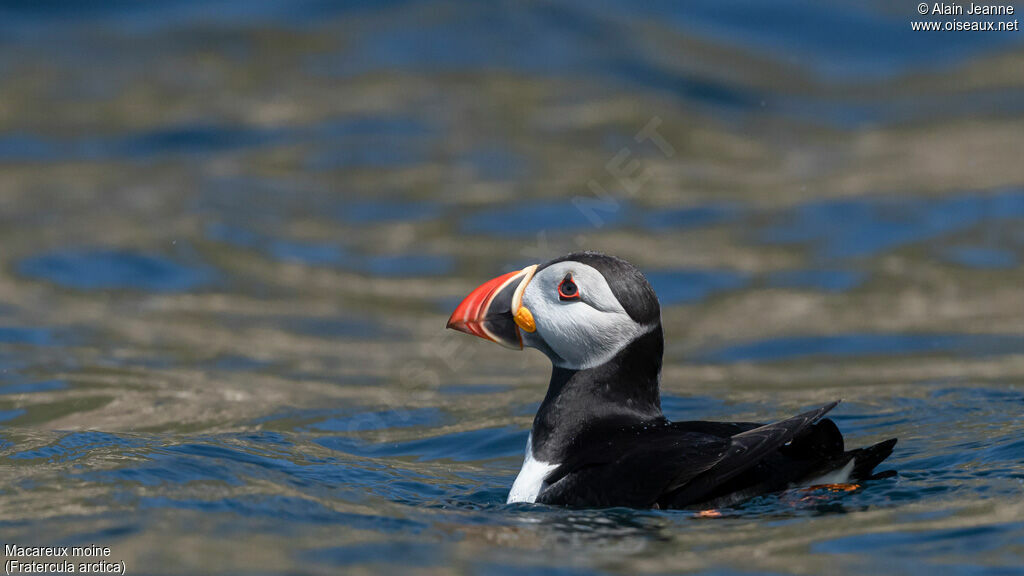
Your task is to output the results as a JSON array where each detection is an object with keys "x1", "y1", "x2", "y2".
[{"x1": 1, "y1": 1, "x2": 1023, "y2": 574}]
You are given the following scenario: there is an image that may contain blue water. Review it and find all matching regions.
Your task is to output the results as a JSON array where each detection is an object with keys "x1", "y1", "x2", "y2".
[
  {"x1": 760, "y1": 190, "x2": 1024, "y2": 260},
  {"x1": 2, "y1": 1, "x2": 1024, "y2": 575},
  {"x1": 699, "y1": 333, "x2": 1024, "y2": 364},
  {"x1": 20, "y1": 249, "x2": 215, "y2": 292}
]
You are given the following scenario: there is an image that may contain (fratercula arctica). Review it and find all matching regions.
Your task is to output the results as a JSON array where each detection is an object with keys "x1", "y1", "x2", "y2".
[{"x1": 447, "y1": 252, "x2": 897, "y2": 509}]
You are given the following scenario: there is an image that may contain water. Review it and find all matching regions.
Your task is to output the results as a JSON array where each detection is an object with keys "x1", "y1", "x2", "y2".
[{"x1": 1, "y1": 1, "x2": 1024, "y2": 574}]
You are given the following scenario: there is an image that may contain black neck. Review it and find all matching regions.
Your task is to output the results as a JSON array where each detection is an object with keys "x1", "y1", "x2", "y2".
[{"x1": 530, "y1": 326, "x2": 665, "y2": 462}]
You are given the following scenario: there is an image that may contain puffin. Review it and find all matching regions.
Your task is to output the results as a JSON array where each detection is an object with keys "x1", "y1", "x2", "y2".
[{"x1": 447, "y1": 252, "x2": 896, "y2": 509}]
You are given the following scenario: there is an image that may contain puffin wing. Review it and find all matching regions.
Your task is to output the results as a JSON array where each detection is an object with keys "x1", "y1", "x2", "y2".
[
  {"x1": 536, "y1": 425, "x2": 731, "y2": 508},
  {"x1": 536, "y1": 402, "x2": 838, "y2": 509},
  {"x1": 662, "y1": 401, "x2": 839, "y2": 507},
  {"x1": 667, "y1": 420, "x2": 763, "y2": 437}
]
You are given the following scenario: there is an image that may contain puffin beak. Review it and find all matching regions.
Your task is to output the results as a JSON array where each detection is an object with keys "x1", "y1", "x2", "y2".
[{"x1": 447, "y1": 264, "x2": 538, "y2": 349}]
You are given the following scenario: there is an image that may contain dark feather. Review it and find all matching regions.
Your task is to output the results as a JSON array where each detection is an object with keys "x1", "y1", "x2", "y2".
[
  {"x1": 537, "y1": 421, "x2": 729, "y2": 508},
  {"x1": 536, "y1": 403, "x2": 849, "y2": 509},
  {"x1": 660, "y1": 402, "x2": 838, "y2": 506},
  {"x1": 849, "y1": 438, "x2": 898, "y2": 480}
]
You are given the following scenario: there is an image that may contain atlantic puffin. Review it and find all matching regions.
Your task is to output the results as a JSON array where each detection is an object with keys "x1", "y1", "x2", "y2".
[{"x1": 447, "y1": 252, "x2": 897, "y2": 509}]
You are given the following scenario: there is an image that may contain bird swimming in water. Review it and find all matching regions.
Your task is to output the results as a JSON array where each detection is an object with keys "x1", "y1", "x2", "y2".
[{"x1": 447, "y1": 252, "x2": 896, "y2": 509}]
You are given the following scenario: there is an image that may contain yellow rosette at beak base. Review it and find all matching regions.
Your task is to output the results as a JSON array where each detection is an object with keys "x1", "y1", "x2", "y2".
[{"x1": 514, "y1": 306, "x2": 536, "y2": 333}]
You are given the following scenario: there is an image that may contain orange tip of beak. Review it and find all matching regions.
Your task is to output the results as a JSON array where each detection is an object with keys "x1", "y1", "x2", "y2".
[{"x1": 447, "y1": 264, "x2": 538, "y2": 349}]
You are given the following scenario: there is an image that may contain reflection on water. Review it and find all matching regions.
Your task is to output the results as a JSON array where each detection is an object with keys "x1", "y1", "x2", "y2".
[
  {"x1": 1, "y1": 1, "x2": 1024, "y2": 575},
  {"x1": 699, "y1": 333, "x2": 1024, "y2": 364},
  {"x1": 20, "y1": 249, "x2": 215, "y2": 292},
  {"x1": 760, "y1": 190, "x2": 1024, "y2": 260}
]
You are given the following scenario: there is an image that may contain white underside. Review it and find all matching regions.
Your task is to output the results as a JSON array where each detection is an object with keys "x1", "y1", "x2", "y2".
[
  {"x1": 798, "y1": 458, "x2": 856, "y2": 487},
  {"x1": 507, "y1": 434, "x2": 559, "y2": 504}
]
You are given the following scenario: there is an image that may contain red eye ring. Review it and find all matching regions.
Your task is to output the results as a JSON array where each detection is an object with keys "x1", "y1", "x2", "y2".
[{"x1": 558, "y1": 274, "x2": 579, "y2": 301}]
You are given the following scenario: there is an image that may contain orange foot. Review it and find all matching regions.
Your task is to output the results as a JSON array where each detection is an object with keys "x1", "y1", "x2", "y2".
[{"x1": 803, "y1": 483, "x2": 861, "y2": 493}]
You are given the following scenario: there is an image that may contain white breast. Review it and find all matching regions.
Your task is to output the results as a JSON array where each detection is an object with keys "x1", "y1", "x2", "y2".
[{"x1": 507, "y1": 434, "x2": 559, "y2": 504}]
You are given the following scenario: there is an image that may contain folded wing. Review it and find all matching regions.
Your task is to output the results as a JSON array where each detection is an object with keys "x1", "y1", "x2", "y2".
[{"x1": 537, "y1": 402, "x2": 839, "y2": 508}]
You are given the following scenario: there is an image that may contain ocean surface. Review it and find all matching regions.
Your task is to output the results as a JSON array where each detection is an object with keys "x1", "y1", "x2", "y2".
[{"x1": 1, "y1": 1, "x2": 1024, "y2": 574}]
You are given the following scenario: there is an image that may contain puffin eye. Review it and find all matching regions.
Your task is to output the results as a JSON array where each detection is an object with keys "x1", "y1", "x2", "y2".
[{"x1": 557, "y1": 274, "x2": 579, "y2": 301}]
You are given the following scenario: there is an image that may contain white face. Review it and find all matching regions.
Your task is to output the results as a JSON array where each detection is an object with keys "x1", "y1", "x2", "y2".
[{"x1": 520, "y1": 261, "x2": 653, "y2": 370}]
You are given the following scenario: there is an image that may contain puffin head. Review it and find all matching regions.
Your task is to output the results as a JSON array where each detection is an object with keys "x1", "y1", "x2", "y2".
[{"x1": 447, "y1": 252, "x2": 661, "y2": 370}]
